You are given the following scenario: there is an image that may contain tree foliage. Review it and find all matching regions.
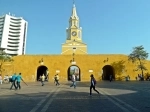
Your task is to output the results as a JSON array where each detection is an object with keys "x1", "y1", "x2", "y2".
[
  {"x1": 0, "y1": 50, "x2": 13, "y2": 74},
  {"x1": 128, "y1": 45, "x2": 149, "y2": 75}
]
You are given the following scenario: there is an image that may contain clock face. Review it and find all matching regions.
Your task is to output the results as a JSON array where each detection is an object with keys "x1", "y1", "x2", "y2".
[{"x1": 72, "y1": 31, "x2": 77, "y2": 36}]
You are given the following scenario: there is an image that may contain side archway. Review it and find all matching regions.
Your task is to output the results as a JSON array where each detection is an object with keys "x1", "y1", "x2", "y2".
[
  {"x1": 36, "y1": 65, "x2": 49, "y2": 81},
  {"x1": 102, "y1": 65, "x2": 115, "y2": 80},
  {"x1": 67, "y1": 65, "x2": 81, "y2": 81}
]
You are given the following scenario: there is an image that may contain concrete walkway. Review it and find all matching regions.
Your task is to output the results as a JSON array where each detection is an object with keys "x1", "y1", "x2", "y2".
[{"x1": 0, "y1": 81, "x2": 150, "y2": 112}]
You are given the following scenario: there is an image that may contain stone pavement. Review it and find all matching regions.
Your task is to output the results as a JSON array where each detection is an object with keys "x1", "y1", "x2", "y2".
[{"x1": 0, "y1": 81, "x2": 150, "y2": 112}]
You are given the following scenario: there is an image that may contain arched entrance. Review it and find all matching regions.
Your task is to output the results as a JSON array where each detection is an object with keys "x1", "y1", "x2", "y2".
[
  {"x1": 67, "y1": 65, "x2": 81, "y2": 81},
  {"x1": 102, "y1": 65, "x2": 115, "y2": 80},
  {"x1": 37, "y1": 66, "x2": 49, "y2": 81}
]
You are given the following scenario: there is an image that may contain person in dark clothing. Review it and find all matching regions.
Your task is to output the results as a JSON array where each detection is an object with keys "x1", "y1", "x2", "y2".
[
  {"x1": 109, "y1": 75, "x2": 112, "y2": 82},
  {"x1": 10, "y1": 73, "x2": 17, "y2": 90},
  {"x1": 90, "y1": 74, "x2": 99, "y2": 96},
  {"x1": 55, "y1": 74, "x2": 60, "y2": 86}
]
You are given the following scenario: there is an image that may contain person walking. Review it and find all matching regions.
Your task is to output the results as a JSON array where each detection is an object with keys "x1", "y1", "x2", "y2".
[
  {"x1": 90, "y1": 74, "x2": 99, "y2": 96},
  {"x1": 55, "y1": 74, "x2": 60, "y2": 86},
  {"x1": 16, "y1": 73, "x2": 23, "y2": 90},
  {"x1": 10, "y1": 73, "x2": 17, "y2": 90},
  {"x1": 54, "y1": 75, "x2": 56, "y2": 84},
  {"x1": 0, "y1": 74, "x2": 2, "y2": 84},
  {"x1": 70, "y1": 73, "x2": 76, "y2": 89},
  {"x1": 109, "y1": 75, "x2": 112, "y2": 82},
  {"x1": 40, "y1": 74, "x2": 45, "y2": 86}
]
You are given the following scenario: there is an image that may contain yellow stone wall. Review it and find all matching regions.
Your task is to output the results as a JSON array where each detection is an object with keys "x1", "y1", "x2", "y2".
[{"x1": 2, "y1": 54, "x2": 150, "y2": 82}]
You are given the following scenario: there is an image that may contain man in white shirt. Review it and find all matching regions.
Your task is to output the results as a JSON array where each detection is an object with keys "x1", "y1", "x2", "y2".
[
  {"x1": 40, "y1": 74, "x2": 45, "y2": 86},
  {"x1": 70, "y1": 74, "x2": 76, "y2": 88}
]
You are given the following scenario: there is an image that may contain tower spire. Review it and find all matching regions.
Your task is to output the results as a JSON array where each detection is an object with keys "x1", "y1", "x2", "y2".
[
  {"x1": 73, "y1": 0, "x2": 75, "y2": 7},
  {"x1": 70, "y1": 0, "x2": 78, "y2": 19}
]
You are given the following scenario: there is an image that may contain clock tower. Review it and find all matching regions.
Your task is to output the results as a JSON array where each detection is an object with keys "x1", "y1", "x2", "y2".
[{"x1": 61, "y1": 3, "x2": 87, "y2": 55}]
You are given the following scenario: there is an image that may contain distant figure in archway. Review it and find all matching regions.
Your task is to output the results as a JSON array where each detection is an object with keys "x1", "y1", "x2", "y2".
[
  {"x1": 102, "y1": 65, "x2": 115, "y2": 80},
  {"x1": 37, "y1": 66, "x2": 48, "y2": 81},
  {"x1": 70, "y1": 73, "x2": 76, "y2": 89},
  {"x1": 40, "y1": 74, "x2": 45, "y2": 86},
  {"x1": 109, "y1": 75, "x2": 112, "y2": 82}
]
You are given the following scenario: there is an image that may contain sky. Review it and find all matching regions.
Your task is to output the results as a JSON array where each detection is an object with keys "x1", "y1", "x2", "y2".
[{"x1": 0, "y1": 0, "x2": 150, "y2": 59}]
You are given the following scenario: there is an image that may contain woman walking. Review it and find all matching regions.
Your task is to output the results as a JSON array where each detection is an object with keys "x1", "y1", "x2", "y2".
[{"x1": 90, "y1": 74, "x2": 99, "y2": 96}]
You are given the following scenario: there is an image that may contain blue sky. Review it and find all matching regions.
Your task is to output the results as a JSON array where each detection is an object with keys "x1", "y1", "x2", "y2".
[{"x1": 0, "y1": 0, "x2": 150, "y2": 59}]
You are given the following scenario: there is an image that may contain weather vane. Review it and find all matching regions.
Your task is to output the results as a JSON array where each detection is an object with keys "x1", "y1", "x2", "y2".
[{"x1": 73, "y1": 0, "x2": 75, "y2": 4}]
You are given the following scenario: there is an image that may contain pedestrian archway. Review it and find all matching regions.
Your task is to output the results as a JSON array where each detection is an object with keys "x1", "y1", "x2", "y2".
[
  {"x1": 102, "y1": 65, "x2": 115, "y2": 80},
  {"x1": 36, "y1": 66, "x2": 49, "y2": 81},
  {"x1": 67, "y1": 65, "x2": 81, "y2": 81}
]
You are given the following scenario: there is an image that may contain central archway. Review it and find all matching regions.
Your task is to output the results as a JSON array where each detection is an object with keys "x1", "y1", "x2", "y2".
[
  {"x1": 102, "y1": 65, "x2": 115, "y2": 80},
  {"x1": 36, "y1": 66, "x2": 49, "y2": 81},
  {"x1": 67, "y1": 65, "x2": 81, "y2": 81}
]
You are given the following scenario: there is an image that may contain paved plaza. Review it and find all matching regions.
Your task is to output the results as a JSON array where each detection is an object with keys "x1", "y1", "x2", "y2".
[{"x1": 0, "y1": 81, "x2": 150, "y2": 112}]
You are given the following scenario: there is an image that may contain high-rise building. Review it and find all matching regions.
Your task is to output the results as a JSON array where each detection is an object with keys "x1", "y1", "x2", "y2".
[{"x1": 0, "y1": 13, "x2": 28, "y2": 56}]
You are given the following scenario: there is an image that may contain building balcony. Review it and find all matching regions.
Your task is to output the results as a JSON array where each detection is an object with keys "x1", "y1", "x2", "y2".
[
  {"x1": 9, "y1": 31, "x2": 20, "y2": 34},
  {"x1": 8, "y1": 33, "x2": 20, "y2": 37},
  {"x1": 8, "y1": 39, "x2": 20, "y2": 43},
  {"x1": 8, "y1": 36, "x2": 20, "y2": 39},
  {"x1": 9, "y1": 29, "x2": 20, "y2": 33},
  {"x1": 10, "y1": 24, "x2": 21, "y2": 27},
  {"x1": 0, "y1": 25, "x2": 3, "y2": 28},
  {"x1": 10, "y1": 17, "x2": 22, "y2": 21},
  {"x1": 6, "y1": 50, "x2": 18, "y2": 55},
  {"x1": 9, "y1": 27, "x2": 21, "y2": 30},
  {"x1": 7, "y1": 46, "x2": 19, "y2": 50},
  {"x1": 8, "y1": 41, "x2": 19, "y2": 44},
  {"x1": 7, "y1": 44, "x2": 19, "y2": 47},
  {"x1": 0, "y1": 19, "x2": 4, "y2": 22},
  {"x1": 10, "y1": 21, "x2": 21, "y2": 24}
]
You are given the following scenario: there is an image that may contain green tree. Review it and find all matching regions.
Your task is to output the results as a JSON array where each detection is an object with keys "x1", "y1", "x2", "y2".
[
  {"x1": 128, "y1": 45, "x2": 149, "y2": 75},
  {"x1": 0, "y1": 49, "x2": 13, "y2": 74}
]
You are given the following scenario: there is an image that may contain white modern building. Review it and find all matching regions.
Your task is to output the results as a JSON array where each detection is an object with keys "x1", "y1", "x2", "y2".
[{"x1": 0, "y1": 14, "x2": 28, "y2": 56}]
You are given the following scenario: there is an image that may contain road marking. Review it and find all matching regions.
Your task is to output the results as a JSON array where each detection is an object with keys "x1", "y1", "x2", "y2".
[
  {"x1": 29, "y1": 87, "x2": 58, "y2": 112},
  {"x1": 40, "y1": 86, "x2": 62, "y2": 112},
  {"x1": 100, "y1": 88, "x2": 141, "y2": 112}
]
